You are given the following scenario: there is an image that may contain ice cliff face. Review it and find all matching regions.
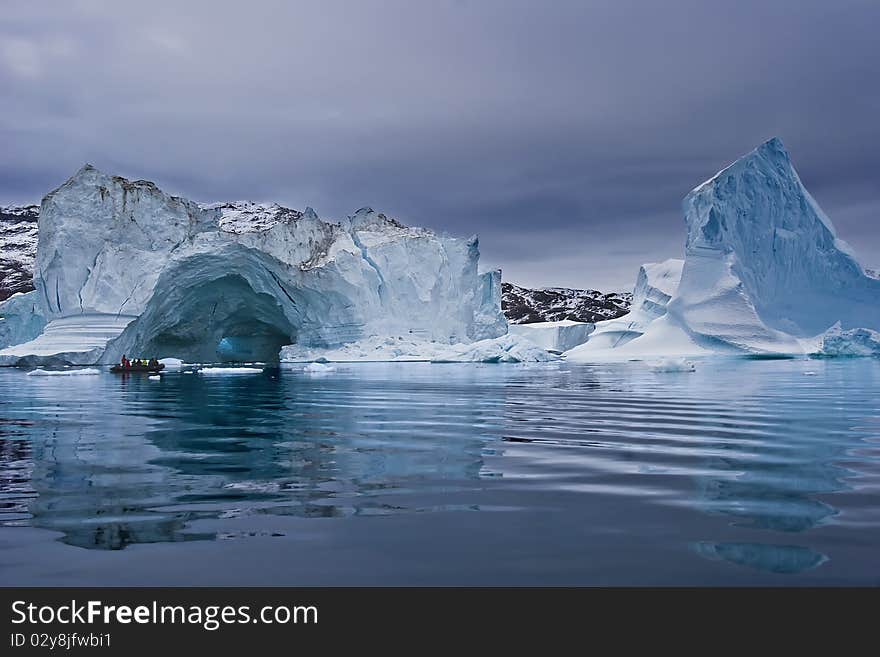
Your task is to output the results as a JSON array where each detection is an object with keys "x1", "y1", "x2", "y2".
[
  {"x1": 0, "y1": 165, "x2": 506, "y2": 364},
  {"x1": 0, "y1": 205, "x2": 38, "y2": 302},
  {"x1": 507, "y1": 320, "x2": 595, "y2": 353},
  {"x1": 570, "y1": 138, "x2": 880, "y2": 359}
]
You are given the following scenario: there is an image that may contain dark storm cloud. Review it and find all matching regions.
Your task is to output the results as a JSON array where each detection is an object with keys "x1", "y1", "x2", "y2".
[{"x1": 1, "y1": 0, "x2": 878, "y2": 290}]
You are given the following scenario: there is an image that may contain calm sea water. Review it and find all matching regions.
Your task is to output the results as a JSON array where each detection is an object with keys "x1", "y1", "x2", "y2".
[{"x1": 1, "y1": 358, "x2": 878, "y2": 585}]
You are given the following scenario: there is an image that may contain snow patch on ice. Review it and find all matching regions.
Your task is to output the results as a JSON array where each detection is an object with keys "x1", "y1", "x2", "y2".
[
  {"x1": 198, "y1": 367, "x2": 264, "y2": 375},
  {"x1": 281, "y1": 333, "x2": 558, "y2": 363},
  {"x1": 27, "y1": 368, "x2": 101, "y2": 376},
  {"x1": 431, "y1": 334, "x2": 558, "y2": 363},
  {"x1": 566, "y1": 258, "x2": 684, "y2": 360}
]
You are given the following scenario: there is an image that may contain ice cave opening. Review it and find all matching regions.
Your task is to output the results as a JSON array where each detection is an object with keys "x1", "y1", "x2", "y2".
[{"x1": 115, "y1": 274, "x2": 298, "y2": 363}]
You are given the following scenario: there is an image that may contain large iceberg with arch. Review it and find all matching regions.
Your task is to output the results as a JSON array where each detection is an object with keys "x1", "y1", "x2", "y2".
[{"x1": 0, "y1": 165, "x2": 508, "y2": 365}]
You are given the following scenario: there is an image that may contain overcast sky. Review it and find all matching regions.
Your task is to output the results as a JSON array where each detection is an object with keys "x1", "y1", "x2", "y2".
[{"x1": 2, "y1": 0, "x2": 878, "y2": 290}]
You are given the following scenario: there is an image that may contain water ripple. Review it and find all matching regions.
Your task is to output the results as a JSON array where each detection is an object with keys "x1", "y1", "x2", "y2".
[{"x1": 0, "y1": 358, "x2": 878, "y2": 570}]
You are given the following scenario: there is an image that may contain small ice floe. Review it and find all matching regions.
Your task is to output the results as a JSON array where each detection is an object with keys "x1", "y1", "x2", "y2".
[
  {"x1": 158, "y1": 357, "x2": 184, "y2": 370},
  {"x1": 648, "y1": 358, "x2": 696, "y2": 373},
  {"x1": 27, "y1": 368, "x2": 101, "y2": 377},
  {"x1": 148, "y1": 375, "x2": 161, "y2": 381},
  {"x1": 802, "y1": 371, "x2": 817, "y2": 376},
  {"x1": 303, "y1": 362, "x2": 336, "y2": 374},
  {"x1": 198, "y1": 367, "x2": 263, "y2": 375}
]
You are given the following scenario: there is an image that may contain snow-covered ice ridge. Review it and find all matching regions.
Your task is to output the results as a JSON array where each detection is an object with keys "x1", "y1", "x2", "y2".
[
  {"x1": 201, "y1": 201, "x2": 305, "y2": 234},
  {"x1": 0, "y1": 205, "x2": 39, "y2": 302},
  {"x1": 0, "y1": 164, "x2": 508, "y2": 365},
  {"x1": 569, "y1": 137, "x2": 880, "y2": 360},
  {"x1": 502, "y1": 282, "x2": 630, "y2": 324}
]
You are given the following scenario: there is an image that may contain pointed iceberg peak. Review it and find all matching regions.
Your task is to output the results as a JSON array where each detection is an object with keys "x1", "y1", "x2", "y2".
[
  {"x1": 303, "y1": 207, "x2": 318, "y2": 220},
  {"x1": 677, "y1": 135, "x2": 878, "y2": 340},
  {"x1": 747, "y1": 135, "x2": 792, "y2": 168},
  {"x1": 689, "y1": 136, "x2": 792, "y2": 198},
  {"x1": 755, "y1": 135, "x2": 786, "y2": 155}
]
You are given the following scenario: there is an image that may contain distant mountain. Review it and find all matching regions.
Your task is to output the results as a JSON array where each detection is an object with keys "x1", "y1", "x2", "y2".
[
  {"x1": 0, "y1": 205, "x2": 38, "y2": 301},
  {"x1": 502, "y1": 282, "x2": 631, "y2": 324}
]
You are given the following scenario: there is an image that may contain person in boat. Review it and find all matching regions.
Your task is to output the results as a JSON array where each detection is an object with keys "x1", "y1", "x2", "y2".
[{"x1": 120, "y1": 354, "x2": 130, "y2": 368}]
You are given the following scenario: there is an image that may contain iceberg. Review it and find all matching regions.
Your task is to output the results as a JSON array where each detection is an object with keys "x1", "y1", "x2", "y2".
[
  {"x1": 0, "y1": 165, "x2": 506, "y2": 365},
  {"x1": 0, "y1": 291, "x2": 46, "y2": 350},
  {"x1": 507, "y1": 320, "x2": 594, "y2": 352},
  {"x1": 817, "y1": 324, "x2": 880, "y2": 357},
  {"x1": 569, "y1": 138, "x2": 880, "y2": 360}
]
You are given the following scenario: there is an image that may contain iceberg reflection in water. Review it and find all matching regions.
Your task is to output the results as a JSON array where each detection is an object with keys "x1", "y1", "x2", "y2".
[{"x1": 0, "y1": 358, "x2": 878, "y2": 584}]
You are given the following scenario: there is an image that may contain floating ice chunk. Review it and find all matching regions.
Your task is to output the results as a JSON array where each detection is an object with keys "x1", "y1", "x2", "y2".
[
  {"x1": 507, "y1": 320, "x2": 593, "y2": 352},
  {"x1": 158, "y1": 357, "x2": 184, "y2": 369},
  {"x1": 817, "y1": 325, "x2": 880, "y2": 357},
  {"x1": 303, "y1": 362, "x2": 336, "y2": 373},
  {"x1": 198, "y1": 367, "x2": 263, "y2": 375},
  {"x1": 648, "y1": 358, "x2": 696, "y2": 373},
  {"x1": 27, "y1": 368, "x2": 101, "y2": 376},
  {"x1": 281, "y1": 333, "x2": 557, "y2": 363},
  {"x1": 148, "y1": 375, "x2": 161, "y2": 381},
  {"x1": 0, "y1": 291, "x2": 46, "y2": 350},
  {"x1": 431, "y1": 334, "x2": 558, "y2": 363}
]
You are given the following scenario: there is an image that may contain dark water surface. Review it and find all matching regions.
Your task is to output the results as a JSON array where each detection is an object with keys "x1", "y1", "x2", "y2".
[{"x1": 1, "y1": 359, "x2": 878, "y2": 585}]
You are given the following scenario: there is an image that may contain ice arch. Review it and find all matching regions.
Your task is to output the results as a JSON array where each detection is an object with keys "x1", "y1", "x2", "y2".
[
  {"x1": 103, "y1": 249, "x2": 364, "y2": 363},
  {"x1": 0, "y1": 165, "x2": 507, "y2": 365}
]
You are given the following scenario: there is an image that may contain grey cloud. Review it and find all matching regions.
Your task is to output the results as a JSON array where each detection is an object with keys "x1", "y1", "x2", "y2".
[{"x1": 1, "y1": 0, "x2": 878, "y2": 289}]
